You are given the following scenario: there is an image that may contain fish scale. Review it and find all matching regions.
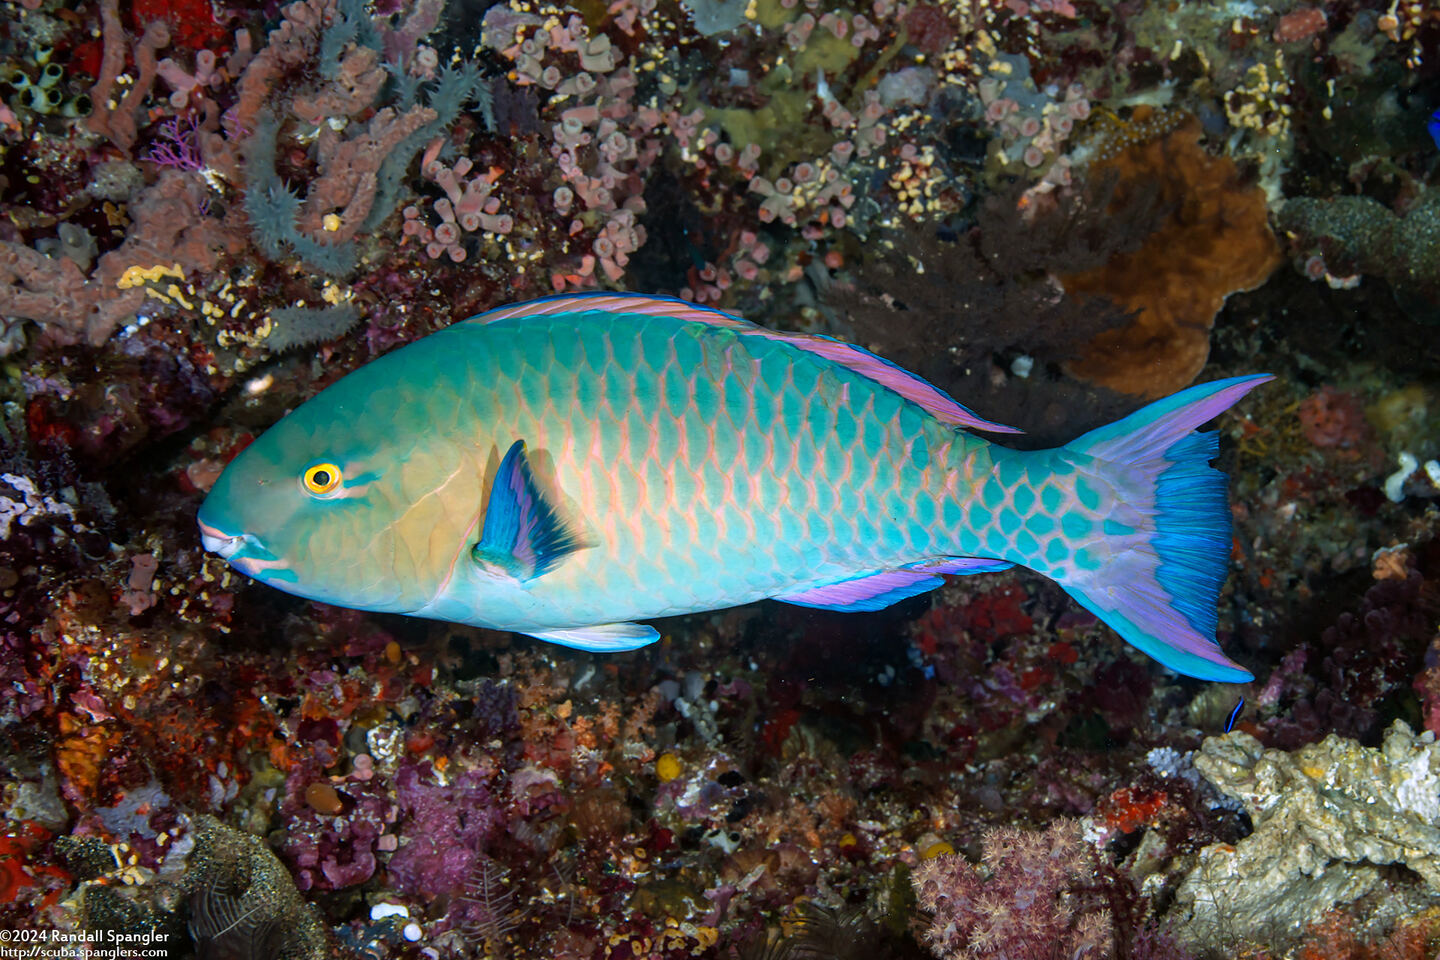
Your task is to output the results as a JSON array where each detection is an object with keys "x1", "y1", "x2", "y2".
[
  {"x1": 466, "y1": 309, "x2": 960, "y2": 615},
  {"x1": 199, "y1": 293, "x2": 1269, "y2": 682}
]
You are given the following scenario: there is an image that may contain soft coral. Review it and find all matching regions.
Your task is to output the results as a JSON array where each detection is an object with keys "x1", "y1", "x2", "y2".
[{"x1": 911, "y1": 820, "x2": 1114, "y2": 959}]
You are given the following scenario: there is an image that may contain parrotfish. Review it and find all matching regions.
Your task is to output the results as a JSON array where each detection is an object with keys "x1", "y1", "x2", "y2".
[{"x1": 198, "y1": 293, "x2": 1268, "y2": 682}]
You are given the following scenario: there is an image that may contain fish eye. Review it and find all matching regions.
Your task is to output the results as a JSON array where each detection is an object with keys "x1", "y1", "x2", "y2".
[{"x1": 302, "y1": 462, "x2": 343, "y2": 497}]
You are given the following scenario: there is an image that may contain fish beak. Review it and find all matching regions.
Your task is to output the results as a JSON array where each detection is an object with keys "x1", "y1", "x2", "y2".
[{"x1": 198, "y1": 519, "x2": 246, "y2": 560}]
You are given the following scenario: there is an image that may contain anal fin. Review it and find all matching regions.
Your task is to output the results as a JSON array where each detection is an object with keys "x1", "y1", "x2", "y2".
[
  {"x1": 526, "y1": 622, "x2": 661, "y2": 651},
  {"x1": 776, "y1": 557, "x2": 1012, "y2": 612},
  {"x1": 910, "y1": 557, "x2": 1013, "y2": 576},
  {"x1": 777, "y1": 568, "x2": 943, "y2": 612}
]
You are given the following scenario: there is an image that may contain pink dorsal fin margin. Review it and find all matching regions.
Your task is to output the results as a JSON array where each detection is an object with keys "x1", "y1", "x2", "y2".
[{"x1": 464, "y1": 293, "x2": 1024, "y2": 435}]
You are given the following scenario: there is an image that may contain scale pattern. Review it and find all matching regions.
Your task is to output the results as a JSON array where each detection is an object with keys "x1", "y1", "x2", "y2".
[{"x1": 425, "y1": 303, "x2": 986, "y2": 623}]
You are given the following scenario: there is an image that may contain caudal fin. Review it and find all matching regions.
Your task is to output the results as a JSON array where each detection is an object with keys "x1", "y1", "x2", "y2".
[{"x1": 1057, "y1": 375, "x2": 1272, "y2": 682}]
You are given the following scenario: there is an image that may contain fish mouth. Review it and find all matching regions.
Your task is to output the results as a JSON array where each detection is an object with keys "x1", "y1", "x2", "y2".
[
  {"x1": 197, "y1": 519, "x2": 294, "y2": 583},
  {"x1": 198, "y1": 519, "x2": 247, "y2": 560}
]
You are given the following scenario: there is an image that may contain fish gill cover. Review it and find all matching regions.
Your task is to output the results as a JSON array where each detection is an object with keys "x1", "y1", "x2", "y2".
[{"x1": 0, "y1": 0, "x2": 1438, "y2": 957}]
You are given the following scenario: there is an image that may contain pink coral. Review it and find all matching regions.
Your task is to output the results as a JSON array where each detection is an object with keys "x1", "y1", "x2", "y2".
[
  {"x1": 0, "y1": 169, "x2": 244, "y2": 345},
  {"x1": 1297, "y1": 387, "x2": 1370, "y2": 450},
  {"x1": 85, "y1": 15, "x2": 172, "y2": 152},
  {"x1": 912, "y1": 820, "x2": 1114, "y2": 959}
]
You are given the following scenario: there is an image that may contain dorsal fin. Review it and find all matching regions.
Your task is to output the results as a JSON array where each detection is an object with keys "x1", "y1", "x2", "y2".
[{"x1": 463, "y1": 293, "x2": 1023, "y2": 435}]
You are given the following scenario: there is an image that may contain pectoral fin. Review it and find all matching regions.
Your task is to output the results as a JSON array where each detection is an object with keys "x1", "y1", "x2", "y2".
[
  {"x1": 472, "y1": 440, "x2": 582, "y2": 581},
  {"x1": 526, "y1": 622, "x2": 661, "y2": 651}
]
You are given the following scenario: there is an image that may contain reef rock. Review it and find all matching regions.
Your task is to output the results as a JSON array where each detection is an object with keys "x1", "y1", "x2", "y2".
[
  {"x1": 1173, "y1": 721, "x2": 1440, "y2": 947},
  {"x1": 182, "y1": 815, "x2": 330, "y2": 960}
]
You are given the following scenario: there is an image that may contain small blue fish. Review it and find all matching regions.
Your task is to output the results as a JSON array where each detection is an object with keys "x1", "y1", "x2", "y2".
[
  {"x1": 1429, "y1": 108, "x2": 1440, "y2": 149},
  {"x1": 1225, "y1": 697, "x2": 1244, "y2": 733}
]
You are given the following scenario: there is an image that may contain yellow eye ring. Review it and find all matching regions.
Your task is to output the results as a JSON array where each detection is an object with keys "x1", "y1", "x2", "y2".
[{"x1": 302, "y1": 462, "x2": 343, "y2": 496}]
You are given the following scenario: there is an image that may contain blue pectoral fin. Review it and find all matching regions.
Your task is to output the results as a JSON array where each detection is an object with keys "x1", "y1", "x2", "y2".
[
  {"x1": 526, "y1": 622, "x2": 661, "y2": 651},
  {"x1": 472, "y1": 439, "x2": 583, "y2": 581}
]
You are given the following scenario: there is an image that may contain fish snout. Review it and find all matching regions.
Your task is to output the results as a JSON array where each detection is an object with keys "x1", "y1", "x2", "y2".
[{"x1": 198, "y1": 519, "x2": 246, "y2": 560}]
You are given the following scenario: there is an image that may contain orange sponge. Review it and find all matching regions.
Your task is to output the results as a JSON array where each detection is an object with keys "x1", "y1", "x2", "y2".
[{"x1": 1062, "y1": 114, "x2": 1280, "y2": 399}]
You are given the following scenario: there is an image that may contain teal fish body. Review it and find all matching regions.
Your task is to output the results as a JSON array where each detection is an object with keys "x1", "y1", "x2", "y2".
[{"x1": 199, "y1": 293, "x2": 1269, "y2": 681}]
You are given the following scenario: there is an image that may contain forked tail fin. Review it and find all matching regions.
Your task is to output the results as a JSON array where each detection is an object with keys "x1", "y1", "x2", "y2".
[{"x1": 1056, "y1": 375, "x2": 1272, "y2": 682}]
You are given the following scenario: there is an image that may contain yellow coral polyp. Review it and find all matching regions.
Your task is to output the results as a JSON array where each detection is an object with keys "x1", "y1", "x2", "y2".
[
  {"x1": 922, "y1": 840, "x2": 956, "y2": 859},
  {"x1": 655, "y1": 752, "x2": 682, "y2": 782},
  {"x1": 117, "y1": 263, "x2": 184, "y2": 290}
]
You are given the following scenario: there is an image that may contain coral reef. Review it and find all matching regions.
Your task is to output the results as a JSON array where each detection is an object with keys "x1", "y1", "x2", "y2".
[
  {"x1": 1060, "y1": 115, "x2": 1282, "y2": 399},
  {"x1": 828, "y1": 180, "x2": 1162, "y2": 444},
  {"x1": 1173, "y1": 722, "x2": 1440, "y2": 949},
  {"x1": 1279, "y1": 189, "x2": 1440, "y2": 308},
  {"x1": 0, "y1": 0, "x2": 1438, "y2": 955}
]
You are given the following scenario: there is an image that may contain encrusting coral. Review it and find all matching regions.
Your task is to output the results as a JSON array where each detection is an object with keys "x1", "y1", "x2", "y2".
[
  {"x1": 1061, "y1": 113, "x2": 1281, "y2": 399},
  {"x1": 1279, "y1": 188, "x2": 1440, "y2": 307},
  {"x1": 1172, "y1": 721, "x2": 1440, "y2": 950}
]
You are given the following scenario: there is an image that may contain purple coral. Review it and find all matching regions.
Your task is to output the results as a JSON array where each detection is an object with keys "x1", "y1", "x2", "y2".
[
  {"x1": 278, "y1": 771, "x2": 396, "y2": 892},
  {"x1": 142, "y1": 115, "x2": 204, "y2": 171},
  {"x1": 911, "y1": 820, "x2": 1113, "y2": 959},
  {"x1": 387, "y1": 760, "x2": 502, "y2": 898}
]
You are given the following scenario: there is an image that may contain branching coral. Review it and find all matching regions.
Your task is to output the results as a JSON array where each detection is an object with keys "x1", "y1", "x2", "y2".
[
  {"x1": 237, "y1": 0, "x2": 487, "y2": 276},
  {"x1": 83, "y1": 4, "x2": 171, "y2": 153},
  {"x1": 1061, "y1": 113, "x2": 1281, "y2": 399},
  {"x1": 0, "y1": 168, "x2": 244, "y2": 345}
]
